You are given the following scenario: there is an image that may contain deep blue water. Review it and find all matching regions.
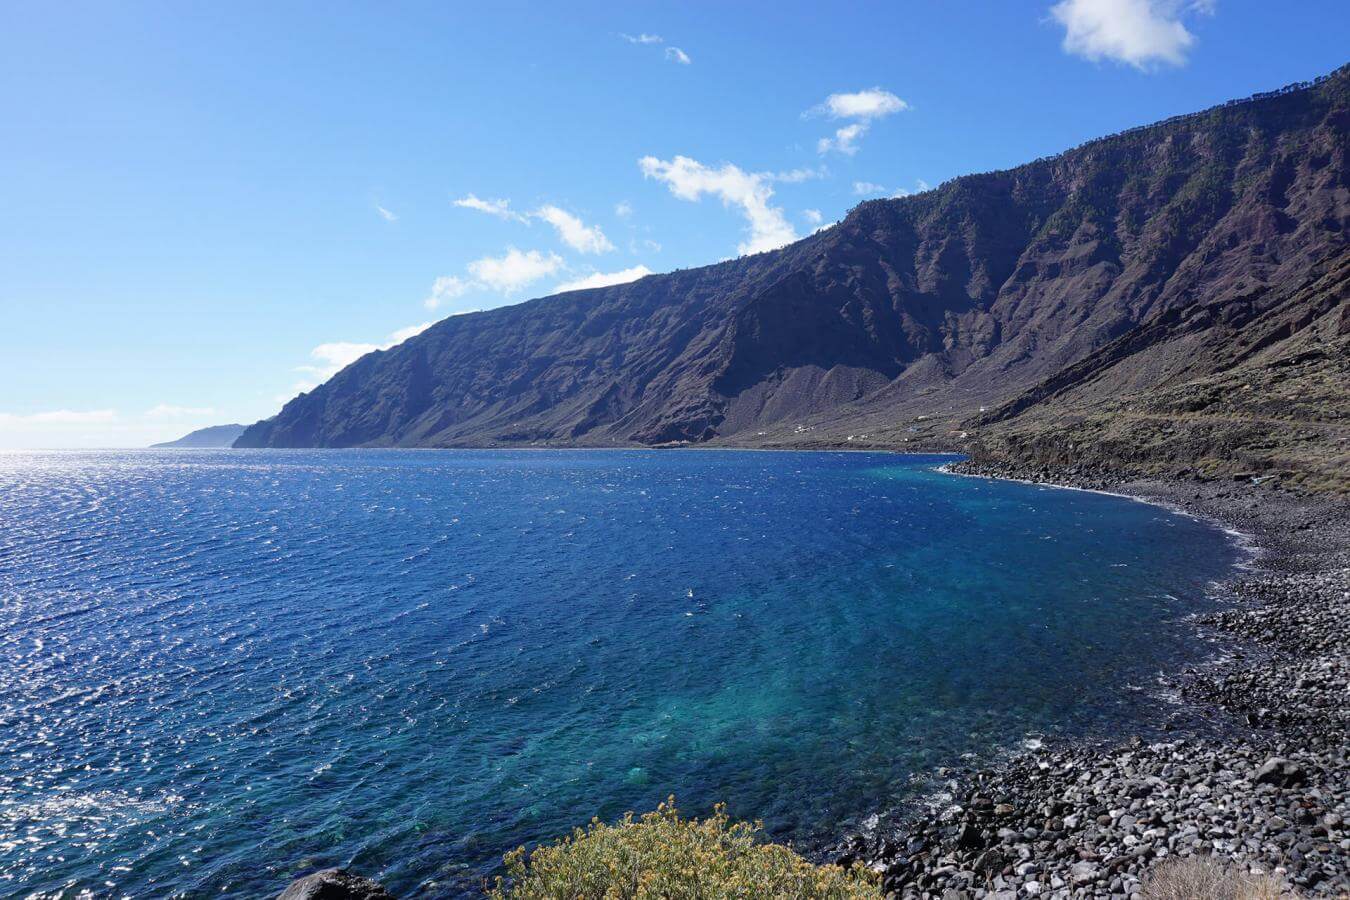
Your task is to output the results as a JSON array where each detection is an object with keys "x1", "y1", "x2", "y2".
[{"x1": 0, "y1": 450, "x2": 1240, "y2": 897}]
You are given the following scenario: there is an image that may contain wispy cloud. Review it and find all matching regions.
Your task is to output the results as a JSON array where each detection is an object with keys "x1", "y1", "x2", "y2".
[
  {"x1": 376, "y1": 204, "x2": 398, "y2": 222},
  {"x1": 532, "y1": 205, "x2": 615, "y2": 254},
  {"x1": 892, "y1": 178, "x2": 931, "y2": 197},
  {"x1": 452, "y1": 194, "x2": 526, "y2": 222},
  {"x1": 851, "y1": 179, "x2": 931, "y2": 197},
  {"x1": 640, "y1": 155, "x2": 797, "y2": 256},
  {"x1": 809, "y1": 87, "x2": 908, "y2": 156},
  {"x1": 555, "y1": 265, "x2": 654, "y2": 293},
  {"x1": 452, "y1": 196, "x2": 613, "y2": 255},
  {"x1": 771, "y1": 166, "x2": 826, "y2": 184},
  {"x1": 614, "y1": 200, "x2": 633, "y2": 219},
  {"x1": 802, "y1": 209, "x2": 824, "y2": 225},
  {"x1": 621, "y1": 32, "x2": 691, "y2": 64},
  {"x1": 1049, "y1": 0, "x2": 1211, "y2": 69}
]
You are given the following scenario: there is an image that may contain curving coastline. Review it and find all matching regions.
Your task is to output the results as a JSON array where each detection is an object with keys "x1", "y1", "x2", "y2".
[
  {"x1": 830, "y1": 461, "x2": 1349, "y2": 899},
  {"x1": 273, "y1": 456, "x2": 1347, "y2": 899}
]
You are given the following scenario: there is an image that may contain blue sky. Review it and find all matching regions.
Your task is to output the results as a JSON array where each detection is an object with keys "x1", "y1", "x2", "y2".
[{"x1": 2, "y1": 1, "x2": 1347, "y2": 448}]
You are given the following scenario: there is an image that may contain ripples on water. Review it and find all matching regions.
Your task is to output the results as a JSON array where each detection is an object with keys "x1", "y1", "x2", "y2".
[{"x1": 0, "y1": 450, "x2": 1239, "y2": 896}]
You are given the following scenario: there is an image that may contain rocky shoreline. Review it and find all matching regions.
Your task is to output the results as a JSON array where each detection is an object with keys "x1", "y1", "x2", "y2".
[{"x1": 828, "y1": 461, "x2": 1349, "y2": 899}]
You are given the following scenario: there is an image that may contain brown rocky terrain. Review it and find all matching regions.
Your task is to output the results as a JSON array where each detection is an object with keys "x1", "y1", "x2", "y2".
[
  {"x1": 236, "y1": 65, "x2": 1348, "y2": 492},
  {"x1": 965, "y1": 255, "x2": 1349, "y2": 494}
]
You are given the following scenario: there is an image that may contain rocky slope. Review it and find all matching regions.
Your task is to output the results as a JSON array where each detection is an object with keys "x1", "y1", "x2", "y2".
[
  {"x1": 964, "y1": 235, "x2": 1349, "y2": 494},
  {"x1": 236, "y1": 66, "x2": 1348, "y2": 492}
]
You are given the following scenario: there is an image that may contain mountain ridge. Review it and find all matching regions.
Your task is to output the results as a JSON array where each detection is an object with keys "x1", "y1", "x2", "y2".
[
  {"x1": 152, "y1": 424, "x2": 247, "y2": 449},
  {"x1": 236, "y1": 65, "x2": 1348, "y2": 490}
]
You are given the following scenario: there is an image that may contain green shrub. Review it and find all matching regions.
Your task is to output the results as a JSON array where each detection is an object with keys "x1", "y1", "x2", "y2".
[{"x1": 489, "y1": 797, "x2": 881, "y2": 899}]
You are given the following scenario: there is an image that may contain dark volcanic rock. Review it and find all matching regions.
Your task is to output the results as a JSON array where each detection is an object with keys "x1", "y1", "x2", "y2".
[
  {"x1": 1254, "y1": 756, "x2": 1308, "y2": 787},
  {"x1": 277, "y1": 868, "x2": 394, "y2": 900},
  {"x1": 238, "y1": 66, "x2": 1350, "y2": 490}
]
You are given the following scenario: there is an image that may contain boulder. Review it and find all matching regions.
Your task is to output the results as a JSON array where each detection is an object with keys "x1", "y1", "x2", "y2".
[
  {"x1": 1254, "y1": 757, "x2": 1308, "y2": 788},
  {"x1": 277, "y1": 868, "x2": 395, "y2": 900}
]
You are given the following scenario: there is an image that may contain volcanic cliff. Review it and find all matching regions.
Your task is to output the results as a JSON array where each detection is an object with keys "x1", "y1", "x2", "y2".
[{"x1": 236, "y1": 66, "x2": 1348, "y2": 491}]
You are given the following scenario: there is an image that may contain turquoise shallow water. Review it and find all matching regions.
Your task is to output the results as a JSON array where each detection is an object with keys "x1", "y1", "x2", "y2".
[{"x1": 0, "y1": 450, "x2": 1240, "y2": 897}]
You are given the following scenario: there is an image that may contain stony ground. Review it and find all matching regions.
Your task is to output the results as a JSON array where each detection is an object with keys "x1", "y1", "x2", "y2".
[{"x1": 831, "y1": 463, "x2": 1349, "y2": 899}]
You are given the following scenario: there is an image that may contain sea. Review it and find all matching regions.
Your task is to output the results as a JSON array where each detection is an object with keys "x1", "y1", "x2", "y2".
[{"x1": 0, "y1": 449, "x2": 1242, "y2": 897}]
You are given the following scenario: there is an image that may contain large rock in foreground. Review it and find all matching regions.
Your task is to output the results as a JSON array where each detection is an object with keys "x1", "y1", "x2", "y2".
[{"x1": 277, "y1": 868, "x2": 394, "y2": 900}]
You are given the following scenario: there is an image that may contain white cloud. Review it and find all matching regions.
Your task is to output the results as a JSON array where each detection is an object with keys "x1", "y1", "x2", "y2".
[
  {"x1": 452, "y1": 196, "x2": 614, "y2": 255},
  {"x1": 424, "y1": 275, "x2": 471, "y2": 310},
  {"x1": 422, "y1": 239, "x2": 578, "y2": 315},
  {"x1": 811, "y1": 88, "x2": 909, "y2": 120},
  {"x1": 1049, "y1": 0, "x2": 1210, "y2": 69},
  {"x1": 376, "y1": 204, "x2": 398, "y2": 222},
  {"x1": 453, "y1": 194, "x2": 526, "y2": 222},
  {"x1": 893, "y1": 178, "x2": 931, "y2": 198},
  {"x1": 303, "y1": 342, "x2": 382, "y2": 378},
  {"x1": 621, "y1": 32, "x2": 688, "y2": 64},
  {"x1": 555, "y1": 265, "x2": 654, "y2": 293},
  {"x1": 0, "y1": 409, "x2": 117, "y2": 425},
  {"x1": 819, "y1": 122, "x2": 869, "y2": 156},
  {"x1": 809, "y1": 87, "x2": 908, "y2": 156},
  {"x1": 144, "y1": 404, "x2": 217, "y2": 419},
  {"x1": 802, "y1": 209, "x2": 824, "y2": 225},
  {"x1": 532, "y1": 205, "x2": 615, "y2": 254},
  {"x1": 287, "y1": 322, "x2": 436, "y2": 400},
  {"x1": 388, "y1": 322, "x2": 434, "y2": 344},
  {"x1": 614, "y1": 200, "x2": 633, "y2": 219},
  {"x1": 468, "y1": 247, "x2": 564, "y2": 293},
  {"x1": 849, "y1": 179, "x2": 931, "y2": 198},
  {"x1": 639, "y1": 155, "x2": 797, "y2": 256},
  {"x1": 306, "y1": 324, "x2": 431, "y2": 375},
  {"x1": 772, "y1": 166, "x2": 826, "y2": 183}
]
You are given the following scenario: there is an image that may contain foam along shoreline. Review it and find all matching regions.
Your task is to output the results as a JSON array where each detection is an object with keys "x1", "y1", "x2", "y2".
[
  {"x1": 831, "y1": 460, "x2": 1350, "y2": 898},
  {"x1": 936, "y1": 461, "x2": 1264, "y2": 570}
]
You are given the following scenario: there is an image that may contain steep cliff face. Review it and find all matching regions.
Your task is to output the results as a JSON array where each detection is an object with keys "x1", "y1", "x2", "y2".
[{"x1": 236, "y1": 66, "x2": 1349, "y2": 467}]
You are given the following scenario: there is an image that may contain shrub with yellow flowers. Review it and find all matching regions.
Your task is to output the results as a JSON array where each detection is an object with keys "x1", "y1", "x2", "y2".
[{"x1": 488, "y1": 797, "x2": 881, "y2": 899}]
